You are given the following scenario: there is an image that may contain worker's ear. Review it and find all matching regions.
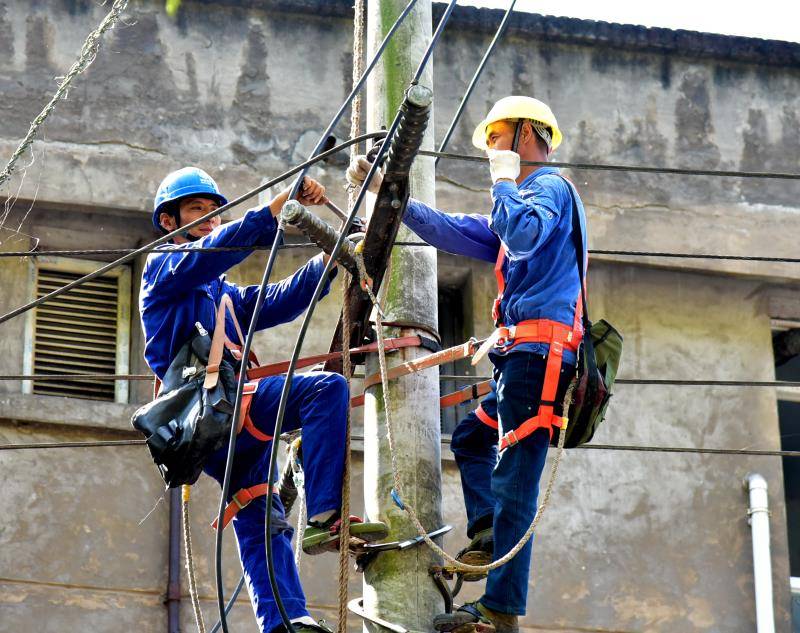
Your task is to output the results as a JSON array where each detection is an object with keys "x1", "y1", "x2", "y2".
[
  {"x1": 521, "y1": 120, "x2": 535, "y2": 146},
  {"x1": 159, "y1": 212, "x2": 178, "y2": 232}
]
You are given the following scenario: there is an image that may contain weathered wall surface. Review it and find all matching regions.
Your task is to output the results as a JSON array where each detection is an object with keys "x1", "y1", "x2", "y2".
[{"x1": 0, "y1": 1, "x2": 797, "y2": 632}]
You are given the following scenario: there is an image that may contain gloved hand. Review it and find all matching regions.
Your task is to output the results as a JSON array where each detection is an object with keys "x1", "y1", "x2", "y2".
[
  {"x1": 346, "y1": 155, "x2": 384, "y2": 193},
  {"x1": 487, "y1": 149, "x2": 520, "y2": 184}
]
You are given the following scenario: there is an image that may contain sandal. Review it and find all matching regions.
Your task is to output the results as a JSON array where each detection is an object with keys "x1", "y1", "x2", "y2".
[{"x1": 302, "y1": 515, "x2": 388, "y2": 555}]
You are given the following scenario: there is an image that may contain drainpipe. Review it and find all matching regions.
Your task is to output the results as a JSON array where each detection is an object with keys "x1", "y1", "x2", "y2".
[
  {"x1": 166, "y1": 487, "x2": 182, "y2": 633},
  {"x1": 744, "y1": 473, "x2": 775, "y2": 633}
]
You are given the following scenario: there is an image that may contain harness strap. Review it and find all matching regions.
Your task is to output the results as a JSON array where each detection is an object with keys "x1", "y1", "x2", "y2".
[
  {"x1": 439, "y1": 380, "x2": 493, "y2": 410},
  {"x1": 475, "y1": 403, "x2": 498, "y2": 430},
  {"x1": 472, "y1": 319, "x2": 580, "y2": 366},
  {"x1": 491, "y1": 247, "x2": 506, "y2": 326},
  {"x1": 237, "y1": 381, "x2": 273, "y2": 442},
  {"x1": 498, "y1": 331, "x2": 569, "y2": 451},
  {"x1": 211, "y1": 483, "x2": 278, "y2": 530},
  {"x1": 204, "y1": 294, "x2": 247, "y2": 390},
  {"x1": 246, "y1": 335, "x2": 429, "y2": 381},
  {"x1": 361, "y1": 339, "x2": 479, "y2": 390}
]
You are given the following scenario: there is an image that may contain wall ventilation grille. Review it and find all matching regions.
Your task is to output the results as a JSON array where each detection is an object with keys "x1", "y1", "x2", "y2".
[{"x1": 32, "y1": 269, "x2": 119, "y2": 401}]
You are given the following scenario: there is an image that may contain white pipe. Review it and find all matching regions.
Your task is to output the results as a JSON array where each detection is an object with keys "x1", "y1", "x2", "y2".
[{"x1": 745, "y1": 473, "x2": 775, "y2": 633}]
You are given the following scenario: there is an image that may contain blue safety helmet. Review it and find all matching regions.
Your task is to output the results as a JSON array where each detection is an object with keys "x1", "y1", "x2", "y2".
[{"x1": 152, "y1": 167, "x2": 228, "y2": 232}]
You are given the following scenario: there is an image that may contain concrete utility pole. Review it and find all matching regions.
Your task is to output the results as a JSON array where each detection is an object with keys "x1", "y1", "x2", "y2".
[{"x1": 362, "y1": 0, "x2": 443, "y2": 631}]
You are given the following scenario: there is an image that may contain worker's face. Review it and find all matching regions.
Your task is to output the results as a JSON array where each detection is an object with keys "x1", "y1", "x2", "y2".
[
  {"x1": 159, "y1": 196, "x2": 221, "y2": 241},
  {"x1": 485, "y1": 120, "x2": 518, "y2": 151}
]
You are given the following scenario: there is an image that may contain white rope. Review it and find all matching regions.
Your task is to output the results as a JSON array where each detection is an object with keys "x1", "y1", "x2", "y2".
[
  {"x1": 291, "y1": 442, "x2": 307, "y2": 567},
  {"x1": 355, "y1": 254, "x2": 569, "y2": 573},
  {"x1": 336, "y1": 269, "x2": 355, "y2": 633},
  {"x1": 182, "y1": 486, "x2": 207, "y2": 633},
  {"x1": 0, "y1": 0, "x2": 130, "y2": 190}
]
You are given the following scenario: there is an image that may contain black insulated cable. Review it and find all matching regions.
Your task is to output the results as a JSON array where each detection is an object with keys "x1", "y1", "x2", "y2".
[
  {"x1": 0, "y1": 132, "x2": 386, "y2": 328},
  {"x1": 260, "y1": 4, "x2": 455, "y2": 632},
  {"x1": 423, "y1": 149, "x2": 800, "y2": 179},
  {"x1": 212, "y1": 3, "x2": 420, "y2": 631},
  {"x1": 435, "y1": 0, "x2": 516, "y2": 163},
  {"x1": 5, "y1": 244, "x2": 800, "y2": 263}
]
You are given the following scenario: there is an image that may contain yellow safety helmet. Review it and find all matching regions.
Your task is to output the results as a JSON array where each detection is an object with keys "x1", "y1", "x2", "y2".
[{"x1": 471, "y1": 96, "x2": 563, "y2": 152}]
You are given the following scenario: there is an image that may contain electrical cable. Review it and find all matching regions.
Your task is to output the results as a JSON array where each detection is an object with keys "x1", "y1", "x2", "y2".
[
  {"x1": 209, "y1": 575, "x2": 247, "y2": 633},
  {"x1": 3, "y1": 437, "x2": 800, "y2": 459},
  {"x1": 5, "y1": 243, "x2": 800, "y2": 264},
  {"x1": 0, "y1": 132, "x2": 386, "y2": 328},
  {"x1": 6, "y1": 243, "x2": 800, "y2": 264},
  {"x1": 423, "y1": 149, "x2": 800, "y2": 179},
  {"x1": 435, "y1": 0, "x2": 516, "y2": 164},
  {"x1": 212, "y1": 3, "x2": 421, "y2": 631},
  {"x1": 258, "y1": 4, "x2": 457, "y2": 633}
]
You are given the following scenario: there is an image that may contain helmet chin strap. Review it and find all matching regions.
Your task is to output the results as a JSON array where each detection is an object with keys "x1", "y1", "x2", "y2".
[
  {"x1": 172, "y1": 209, "x2": 202, "y2": 242},
  {"x1": 511, "y1": 120, "x2": 523, "y2": 154},
  {"x1": 179, "y1": 228, "x2": 202, "y2": 242}
]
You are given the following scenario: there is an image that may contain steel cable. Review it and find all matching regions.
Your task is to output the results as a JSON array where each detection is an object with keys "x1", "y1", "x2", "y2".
[
  {"x1": 0, "y1": 132, "x2": 386, "y2": 328},
  {"x1": 424, "y1": 149, "x2": 800, "y2": 179},
  {"x1": 435, "y1": 0, "x2": 517, "y2": 163},
  {"x1": 3, "y1": 438, "x2": 800, "y2": 459},
  {"x1": 5, "y1": 244, "x2": 800, "y2": 264}
]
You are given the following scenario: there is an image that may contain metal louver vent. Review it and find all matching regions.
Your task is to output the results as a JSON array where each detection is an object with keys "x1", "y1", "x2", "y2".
[{"x1": 32, "y1": 269, "x2": 120, "y2": 401}]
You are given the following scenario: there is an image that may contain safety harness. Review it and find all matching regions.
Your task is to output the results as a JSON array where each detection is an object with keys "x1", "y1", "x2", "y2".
[
  {"x1": 201, "y1": 295, "x2": 440, "y2": 529},
  {"x1": 471, "y1": 246, "x2": 584, "y2": 450}
]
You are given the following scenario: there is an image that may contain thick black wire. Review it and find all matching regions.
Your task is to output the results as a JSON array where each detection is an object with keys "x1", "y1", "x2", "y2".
[
  {"x1": 0, "y1": 132, "x2": 386, "y2": 328},
  {"x1": 0, "y1": 242, "x2": 432, "y2": 258},
  {"x1": 209, "y1": 575, "x2": 246, "y2": 633},
  {"x1": 424, "y1": 149, "x2": 800, "y2": 180},
  {"x1": 213, "y1": 3, "x2": 421, "y2": 632},
  {"x1": 6, "y1": 242, "x2": 800, "y2": 264},
  {"x1": 3, "y1": 438, "x2": 800, "y2": 459},
  {"x1": 260, "y1": 4, "x2": 457, "y2": 633},
  {"x1": 435, "y1": 0, "x2": 516, "y2": 164}
]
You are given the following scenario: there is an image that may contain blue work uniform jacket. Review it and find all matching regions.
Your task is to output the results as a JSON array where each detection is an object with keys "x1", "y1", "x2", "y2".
[
  {"x1": 140, "y1": 207, "x2": 333, "y2": 378},
  {"x1": 403, "y1": 166, "x2": 587, "y2": 361}
]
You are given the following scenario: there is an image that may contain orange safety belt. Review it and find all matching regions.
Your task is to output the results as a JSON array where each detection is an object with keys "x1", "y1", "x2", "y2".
[
  {"x1": 211, "y1": 483, "x2": 278, "y2": 530},
  {"x1": 487, "y1": 246, "x2": 585, "y2": 450}
]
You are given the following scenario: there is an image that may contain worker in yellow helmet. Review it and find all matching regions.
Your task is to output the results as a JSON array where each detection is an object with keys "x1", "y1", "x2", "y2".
[{"x1": 347, "y1": 96, "x2": 588, "y2": 633}]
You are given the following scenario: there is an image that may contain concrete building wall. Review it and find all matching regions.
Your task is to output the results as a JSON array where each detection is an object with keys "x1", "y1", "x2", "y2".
[{"x1": 0, "y1": 1, "x2": 798, "y2": 631}]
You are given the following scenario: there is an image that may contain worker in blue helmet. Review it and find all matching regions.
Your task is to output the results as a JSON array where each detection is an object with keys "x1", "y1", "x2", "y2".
[
  {"x1": 139, "y1": 167, "x2": 387, "y2": 633},
  {"x1": 151, "y1": 166, "x2": 229, "y2": 236}
]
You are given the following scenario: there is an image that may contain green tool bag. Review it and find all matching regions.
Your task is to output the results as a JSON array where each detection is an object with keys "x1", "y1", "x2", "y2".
[{"x1": 553, "y1": 178, "x2": 623, "y2": 448}]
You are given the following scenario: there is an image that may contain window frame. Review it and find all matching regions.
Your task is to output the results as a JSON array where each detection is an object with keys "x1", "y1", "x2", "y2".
[{"x1": 22, "y1": 256, "x2": 132, "y2": 404}]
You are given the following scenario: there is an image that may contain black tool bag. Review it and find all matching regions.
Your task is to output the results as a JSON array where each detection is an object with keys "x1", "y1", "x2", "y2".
[
  {"x1": 131, "y1": 321, "x2": 237, "y2": 488},
  {"x1": 552, "y1": 179, "x2": 623, "y2": 448}
]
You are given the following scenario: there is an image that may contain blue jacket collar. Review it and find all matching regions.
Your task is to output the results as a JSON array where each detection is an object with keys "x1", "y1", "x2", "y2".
[{"x1": 519, "y1": 165, "x2": 561, "y2": 188}]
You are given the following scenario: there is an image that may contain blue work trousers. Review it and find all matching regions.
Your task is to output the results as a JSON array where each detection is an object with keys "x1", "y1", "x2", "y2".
[
  {"x1": 203, "y1": 371, "x2": 349, "y2": 633},
  {"x1": 450, "y1": 352, "x2": 575, "y2": 615}
]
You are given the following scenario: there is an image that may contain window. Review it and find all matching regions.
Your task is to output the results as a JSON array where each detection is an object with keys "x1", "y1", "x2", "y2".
[
  {"x1": 773, "y1": 321, "x2": 800, "y2": 609},
  {"x1": 23, "y1": 257, "x2": 131, "y2": 403},
  {"x1": 438, "y1": 282, "x2": 474, "y2": 435}
]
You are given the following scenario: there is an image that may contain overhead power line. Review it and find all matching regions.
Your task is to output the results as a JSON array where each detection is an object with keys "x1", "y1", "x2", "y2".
[
  {"x1": 2, "y1": 437, "x2": 799, "y2": 459},
  {"x1": 423, "y1": 149, "x2": 800, "y2": 180}
]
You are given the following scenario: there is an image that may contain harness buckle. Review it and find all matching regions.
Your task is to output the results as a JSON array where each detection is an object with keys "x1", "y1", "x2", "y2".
[
  {"x1": 496, "y1": 326, "x2": 515, "y2": 349},
  {"x1": 505, "y1": 429, "x2": 519, "y2": 446},
  {"x1": 232, "y1": 490, "x2": 251, "y2": 510}
]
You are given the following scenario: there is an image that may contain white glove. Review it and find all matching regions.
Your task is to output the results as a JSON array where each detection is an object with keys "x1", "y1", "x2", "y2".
[
  {"x1": 346, "y1": 155, "x2": 383, "y2": 193},
  {"x1": 487, "y1": 149, "x2": 520, "y2": 184}
]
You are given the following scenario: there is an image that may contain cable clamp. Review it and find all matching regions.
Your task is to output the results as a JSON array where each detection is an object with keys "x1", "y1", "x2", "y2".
[{"x1": 391, "y1": 488, "x2": 405, "y2": 510}]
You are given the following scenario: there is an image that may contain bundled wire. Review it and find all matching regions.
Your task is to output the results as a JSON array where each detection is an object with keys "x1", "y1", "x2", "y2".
[
  {"x1": 210, "y1": 2, "x2": 423, "y2": 631},
  {"x1": 256, "y1": 4, "x2": 458, "y2": 633}
]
